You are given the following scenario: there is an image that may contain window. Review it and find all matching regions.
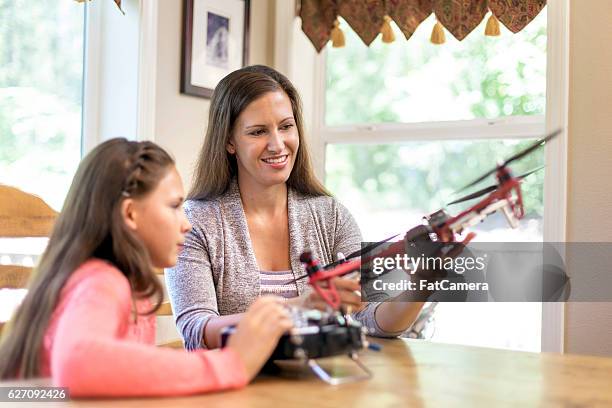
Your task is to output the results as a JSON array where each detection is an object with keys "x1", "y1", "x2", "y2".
[
  {"x1": 0, "y1": 1, "x2": 85, "y2": 321},
  {"x1": 321, "y1": 11, "x2": 547, "y2": 351},
  {"x1": 325, "y1": 13, "x2": 546, "y2": 126}
]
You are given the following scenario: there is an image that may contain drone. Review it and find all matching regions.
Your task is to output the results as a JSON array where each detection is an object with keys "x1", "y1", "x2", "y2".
[
  {"x1": 297, "y1": 128, "x2": 562, "y2": 308},
  {"x1": 224, "y1": 129, "x2": 561, "y2": 384}
]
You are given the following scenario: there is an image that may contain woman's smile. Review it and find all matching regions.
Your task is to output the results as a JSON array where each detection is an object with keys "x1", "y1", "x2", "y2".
[{"x1": 261, "y1": 154, "x2": 289, "y2": 169}]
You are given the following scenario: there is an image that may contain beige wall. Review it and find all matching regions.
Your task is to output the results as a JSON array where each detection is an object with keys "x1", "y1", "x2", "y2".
[
  {"x1": 565, "y1": 0, "x2": 612, "y2": 356},
  {"x1": 154, "y1": 0, "x2": 275, "y2": 189}
]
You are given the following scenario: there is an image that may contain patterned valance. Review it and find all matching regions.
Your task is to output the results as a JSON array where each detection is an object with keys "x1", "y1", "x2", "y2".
[{"x1": 299, "y1": 0, "x2": 546, "y2": 52}]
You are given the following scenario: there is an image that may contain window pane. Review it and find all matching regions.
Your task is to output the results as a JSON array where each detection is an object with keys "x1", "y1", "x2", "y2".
[
  {"x1": 326, "y1": 139, "x2": 544, "y2": 239},
  {"x1": 0, "y1": 0, "x2": 84, "y2": 210},
  {"x1": 325, "y1": 11, "x2": 547, "y2": 126},
  {"x1": 0, "y1": 1, "x2": 85, "y2": 321},
  {"x1": 325, "y1": 140, "x2": 543, "y2": 351}
]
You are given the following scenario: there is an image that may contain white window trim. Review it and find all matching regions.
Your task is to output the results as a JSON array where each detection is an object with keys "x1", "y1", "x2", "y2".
[
  {"x1": 276, "y1": 0, "x2": 568, "y2": 353},
  {"x1": 136, "y1": 0, "x2": 158, "y2": 143},
  {"x1": 82, "y1": 0, "x2": 102, "y2": 155},
  {"x1": 316, "y1": 116, "x2": 545, "y2": 144},
  {"x1": 541, "y1": 0, "x2": 569, "y2": 354},
  {"x1": 82, "y1": 0, "x2": 144, "y2": 154}
]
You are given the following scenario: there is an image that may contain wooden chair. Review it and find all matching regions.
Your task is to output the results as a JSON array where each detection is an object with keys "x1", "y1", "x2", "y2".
[
  {"x1": 155, "y1": 271, "x2": 184, "y2": 349},
  {"x1": 0, "y1": 185, "x2": 58, "y2": 333}
]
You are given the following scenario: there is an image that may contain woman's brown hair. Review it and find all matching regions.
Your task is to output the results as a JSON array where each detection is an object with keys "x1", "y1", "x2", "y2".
[
  {"x1": 189, "y1": 65, "x2": 329, "y2": 200},
  {"x1": 0, "y1": 138, "x2": 173, "y2": 379}
]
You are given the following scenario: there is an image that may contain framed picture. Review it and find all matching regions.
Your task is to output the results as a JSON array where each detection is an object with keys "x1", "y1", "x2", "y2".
[{"x1": 181, "y1": 0, "x2": 250, "y2": 98}]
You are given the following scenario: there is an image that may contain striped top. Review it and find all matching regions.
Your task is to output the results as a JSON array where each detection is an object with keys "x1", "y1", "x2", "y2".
[{"x1": 259, "y1": 270, "x2": 299, "y2": 298}]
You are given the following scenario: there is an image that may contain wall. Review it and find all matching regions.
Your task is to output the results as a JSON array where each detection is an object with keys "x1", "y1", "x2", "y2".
[
  {"x1": 154, "y1": 0, "x2": 275, "y2": 189},
  {"x1": 564, "y1": 0, "x2": 612, "y2": 356}
]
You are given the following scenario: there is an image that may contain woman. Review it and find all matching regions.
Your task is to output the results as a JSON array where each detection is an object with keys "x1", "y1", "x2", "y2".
[
  {"x1": 166, "y1": 65, "x2": 424, "y2": 350},
  {"x1": 0, "y1": 138, "x2": 292, "y2": 396}
]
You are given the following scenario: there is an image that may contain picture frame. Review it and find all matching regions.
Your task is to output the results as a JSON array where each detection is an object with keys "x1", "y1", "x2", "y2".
[{"x1": 181, "y1": 0, "x2": 250, "y2": 98}]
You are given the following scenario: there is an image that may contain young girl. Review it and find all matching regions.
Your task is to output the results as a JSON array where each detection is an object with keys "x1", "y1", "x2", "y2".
[{"x1": 0, "y1": 138, "x2": 292, "y2": 397}]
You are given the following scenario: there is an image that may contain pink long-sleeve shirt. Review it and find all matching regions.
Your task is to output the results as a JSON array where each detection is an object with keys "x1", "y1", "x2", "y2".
[{"x1": 39, "y1": 258, "x2": 248, "y2": 397}]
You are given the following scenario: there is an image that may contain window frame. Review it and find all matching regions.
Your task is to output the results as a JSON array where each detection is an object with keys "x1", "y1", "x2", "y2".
[
  {"x1": 82, "y1": 0, "x2": 145, "y2": 155},
  {"x1": 308, "y1": 16, "x2": 550, "y2": 177},
  {"x1": 278, "y1": 0, "x2": 568, "y2": 353}
]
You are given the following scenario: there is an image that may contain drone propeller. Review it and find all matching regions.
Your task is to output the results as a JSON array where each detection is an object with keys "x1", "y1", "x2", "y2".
[
  {"x1": 324, "y1": 234, "x2": 399, "y2": 269},
  {"x1": 287, "y1": 273, "x2": 309, "y2": 284},
  {"x1": 447, "y1": 165, "x2": 545, "y2": 206},
  {"x1": 456, "y1": 128, "x2": 562, "y2": 193},
  {"x1": 283, "y1": 234, "x2": 399, "y2": 285},
  {"x1": 447, "y1": 185, "x2": 498, "y2": 206}
]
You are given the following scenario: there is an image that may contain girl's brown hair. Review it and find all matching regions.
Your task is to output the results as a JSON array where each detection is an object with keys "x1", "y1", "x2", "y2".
[
  {"x1": 189, "y1": 65, "x2": 329, "y2": 200},
  {"x1": 0, "y1": 138, "x2": 173, "y2": 379}
]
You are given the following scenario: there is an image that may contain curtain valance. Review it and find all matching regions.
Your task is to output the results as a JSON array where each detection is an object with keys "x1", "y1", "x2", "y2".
[{"x1": 299, "y1": 0, "x2": 546, "y2": 51}]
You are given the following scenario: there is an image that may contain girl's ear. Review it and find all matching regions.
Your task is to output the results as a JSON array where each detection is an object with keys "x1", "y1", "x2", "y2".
[{"x1": 121, "y1": 198, "x2": 139, "y2": 231}]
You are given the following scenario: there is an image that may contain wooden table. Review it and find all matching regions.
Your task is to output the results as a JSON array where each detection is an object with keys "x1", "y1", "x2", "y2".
[{"x1": 4, "y1": 338, "x2": 612, "y2": 407}]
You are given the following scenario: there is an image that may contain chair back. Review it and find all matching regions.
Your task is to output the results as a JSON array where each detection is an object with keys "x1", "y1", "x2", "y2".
[
  {"x1": 0, "y1": 185, "x2": 58, "y2": 333},
  {"x1": 0, "y1": 185, "x2": 57, "y2": 289},
  {"x1": 155, "y1": 270, "x2": 184, "y2": 348}
]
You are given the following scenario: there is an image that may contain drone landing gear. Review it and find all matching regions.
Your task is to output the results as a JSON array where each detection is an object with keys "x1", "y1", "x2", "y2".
[{"x1": 306, "y1": 352, "x2": 372, "y2": 385}]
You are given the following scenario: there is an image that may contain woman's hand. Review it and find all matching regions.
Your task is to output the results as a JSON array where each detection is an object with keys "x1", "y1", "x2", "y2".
[
  {"x1": 226, "y1": 296, "x2": 293, "y2": 381},
  {"x1": 289, "y1": 277, "x2": 365, "y2": 312}
]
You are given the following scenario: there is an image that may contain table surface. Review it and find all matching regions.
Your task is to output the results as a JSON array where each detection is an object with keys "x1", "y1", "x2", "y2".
[{"x1": 3, "y1": 338, "x2": 612, "y2": 407}]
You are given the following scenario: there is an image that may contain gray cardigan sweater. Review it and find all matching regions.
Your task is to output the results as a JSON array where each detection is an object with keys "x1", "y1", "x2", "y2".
[{"x1": 166, "y1": 180, "x2": 401, "y2": 350}]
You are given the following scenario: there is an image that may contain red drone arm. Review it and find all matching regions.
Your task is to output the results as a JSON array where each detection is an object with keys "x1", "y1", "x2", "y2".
[{"x1": 305, "y1": 258, "x2": 362, "y2": 310}]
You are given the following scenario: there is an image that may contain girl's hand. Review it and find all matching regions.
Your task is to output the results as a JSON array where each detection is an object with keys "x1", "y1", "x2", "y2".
[{"x1": 226, "y1": 296, "x2": 293, "y2": 381}]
